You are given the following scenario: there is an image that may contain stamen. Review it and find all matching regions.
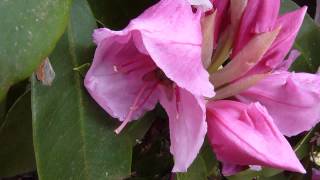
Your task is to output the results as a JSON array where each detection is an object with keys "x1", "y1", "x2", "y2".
[
  {"x1": 136, "y1": 81, "x2": 159, "y2": 108},
  {"x1": 114, "y1": 81, "x2": 159, "y2": 134},
  {"x1": 114, "y1": 84, "x2": 149, "y2": 134}
]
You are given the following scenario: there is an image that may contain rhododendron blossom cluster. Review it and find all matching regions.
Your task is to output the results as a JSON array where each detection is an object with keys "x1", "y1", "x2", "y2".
[{"x1": 84, "y1": 0, "x2": 320, "y2": 175}]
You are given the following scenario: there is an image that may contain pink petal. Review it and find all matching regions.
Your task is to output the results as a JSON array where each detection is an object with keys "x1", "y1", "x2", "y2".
[
  {"x1": 211, "y1": 0, "x2": 230, "y2": 45},
  {"x1": 252, "y1": 0, "x2": 280, "y2": 33},
  {"x1": 85, "y1": 36, "x2": 159, "y2": 122},
  {"x1": 131, "y1": 0, "x2": 201, "y2": 44},
  {"x1": 248, "y1": 6, "x2": 307, "y2": 74},
  {"x1": 206, "y1": 100, "x2": 305, "y2": 173},
  {"x1": 142, "y1": 36, "x2": 214, "y2": 98},
  {"x1": 160, "y1": 86, "x2": 207, "y2": 172},
  {"x1": 133, "y1": 0, "x2": 214, "y2": 97},
  {"x1": 237, "y1": 71, "x2": 320, "y2": 137},
  {"x1": 92, "y1": 28, "x2": 118, "y2": 45},
  {"x1": 232, "y1": 0, "x2": 280, "y2": 57},
  {"x1": 188, "y1": 0, "x2": 213, "y2": 11}
]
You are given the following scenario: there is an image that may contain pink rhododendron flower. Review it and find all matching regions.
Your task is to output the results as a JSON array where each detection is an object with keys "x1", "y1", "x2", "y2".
[
  {"x1": 204, "y1": 0, "x2": 320, "y2": 175},
  {"x1": 84, "y1": 0, "x2": 214, "y2": 172}
]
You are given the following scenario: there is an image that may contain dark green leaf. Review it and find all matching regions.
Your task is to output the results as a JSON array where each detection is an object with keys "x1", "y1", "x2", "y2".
[
  {"x1": 0, "y1": 79, "x2": 30, "y2": 125},
  {"x1": 200, "y1": 142, "x2": 220, "y2": 178},
  {"x1": 0, "y1": 0, "x2": 73, "y2": 101},
  {"x1": 131, "y1": 138, "x2": 173, "y2": 179},
  {"x1": 32, "y1": 0, "x2": 135, "y2": 179},
  {"x1": 87, "y1": 0, "x2": 158, "y2": 30},
  {"x1": 177, "y1": 141, "x2": 220, "y2": 180},
  {"x1": 177, "y1": 155, "x2": 207, "y2": 180},
  {"x1": 0, "y1": 100, "x2": 5, "y2": 124},
  {"x1": 131, "y1": 118, "x2": 173, "y2": 179},
  {"x1": 0, "y1": 91, "x2": 35, "y2": 177},
  {"x1": 260, "y1": 173, "x2": 288, "y2": 180},
  {"x1": 227, "y1": 168, "x2": 263, "y2": 180},
  {"x1": 294, "y1": 128, "x2": 318, "y2": 159},
  {"x1": 281, "y1": 0, "x2": 320, "y2": 72}
]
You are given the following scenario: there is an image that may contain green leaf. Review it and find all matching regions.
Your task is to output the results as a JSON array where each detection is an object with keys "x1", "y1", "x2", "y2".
[
  {"x1": 31, "y1": 0, "x2": 137, "y2": 179},
  {"x1": 0, "y1": 100, "x2": 5, "y2": 124},
  {"x1": 227, "y1": 169, "x2": 260, "y2": 180},
  {"x1": 177, "y1": 142, "x2": 220, "y2": 180},
  {"x1": 0, "y1": 0, "x2": 73, "y2": 101},
  {"x1": 87, "y1": 0, "x2": 158, "y2": 30},
  {"x1": 294, "y1": 128, "x2": 316, "y2": 159},
  {"x1": 177, "y1": 156, "x2": 207, "y2": 180},
  {"x1": 259, "y1": 173, "x2": 288, "y2": 180},
  {"x1": 0, "y1": 91, "x2": 36, "y2": 177},
  {"x1": 200, "y1": 142, "x2": 220, "y2": 178},
  {"x1": 281, "y1": 0, "x2": 320, "y2": 72},
  {"x1": 0, "y1": 80, "x2": 30, "y2": 125},
  {"x1": 131, "y1": 118, "x2": 173, "y2": 179}
]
